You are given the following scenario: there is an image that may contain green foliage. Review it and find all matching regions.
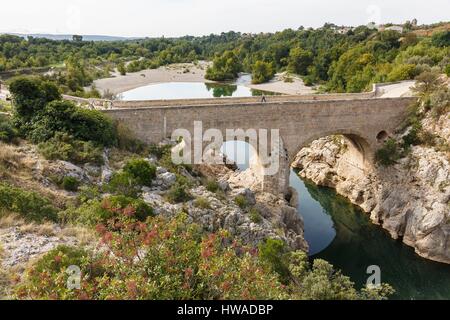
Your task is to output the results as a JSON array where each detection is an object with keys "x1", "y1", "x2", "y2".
[
  {"x1": 413, "y1": 71, "x2": 446, "y2": 96},
  {"x1": 61, "y1": 195, "x2": 154, "y2": 226},
  {"x1": 194, "y1": 197, "x2": 211, "y2": 210},
  {"x1": 0, "y1": 115, "x2": 18, "y2": 143},
  {"x1": 431, "y1": 31, "x2": 450, "y2": 47},
  {"x1": 234, "y1": 195, "x2": 248, "y2": 209},
  {"x1": 386, "y1": 64, "x2": 417, "y2": 82},
  {"x1": 287, "y1": 251, "x2": 394, "y2": 300},
  {"x1": 9, "y1": 77, "x2": 117, "y2": 147},
  {"x1": 288, "y1": 47, "x2": 313, "y2": 76},
  {"x1": 123, "y1": 158, "x2": 156, "y2": 187},
  {"x1": 375, "y1": 139, "x2": 401, "y2": 166},
  {"x1": 259, "y1": 239, "x2": 291, "y2": 284},
  {"x1": 107, "y1": 171, "x2": 141, "y2": 198},
  {"x1": 445, "y1": 64, "x2": 450, "y2": 77},
  {"x1": 167, "y1": 182, "x2": 192, "y2": 204},
  {"x1": 61, "y1": 176, "x2": 80, "y2": 192},
  {"x1": 16, "y1": 215, "x2": 288, "y2": 300},
  {"x1": 9, "y1": 76, "x2": 61, "y2": 124},
  {"x1": 117, "y1": 62, "x2": 126, "y2": 75},
  {"x1": 249, "y1": 208, "x2": 263, "y2": 224},
  {"x1": 116, "y1": 122, "x2": 147, "y2": 154},
  {"x1": 0, "y1": 183, "x2": 58, "y2": 222},
  {"x1": 38, "y1": 133, "x2": 104, "y2": 165},
  {"x1": 205, "y1": 50, "x2": 242, "y2": 81},
  {"x1": 251, "y1": 61, "x2": 275, "y2": 84},
  {"x1": 205, "y1": 179, "x2": 220, "y2": 193}
]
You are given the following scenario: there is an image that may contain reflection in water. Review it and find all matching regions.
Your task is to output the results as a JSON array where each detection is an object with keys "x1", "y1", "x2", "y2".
[
  {"x1": 220, "y1": 131, "x2": 450, "y2": 300},
  {"x1": 301, "y1": 179, "x2": 450, "y2": 300},
  {"x1": 120, "y1": 80, "x2": 279, "y2": 101},
  {"x1": 205, "y1": 83, "x2": 238, "y2": 98}
]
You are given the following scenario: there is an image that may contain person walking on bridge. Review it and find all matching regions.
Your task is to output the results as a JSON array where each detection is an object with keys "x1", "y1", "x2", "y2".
[{"x1": 261, "y1": 94, "x2": 267, "y2": 103}]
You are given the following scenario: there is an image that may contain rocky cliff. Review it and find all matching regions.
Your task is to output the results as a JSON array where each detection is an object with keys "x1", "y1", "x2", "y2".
[{"x1": 292, "y1": 111, "x2": 450, "y2": 264}]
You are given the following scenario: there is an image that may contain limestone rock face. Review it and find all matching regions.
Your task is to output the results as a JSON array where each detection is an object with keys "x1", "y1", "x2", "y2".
[{"x1": 293, "y1": 113, "x2": 450, "y2": 264}]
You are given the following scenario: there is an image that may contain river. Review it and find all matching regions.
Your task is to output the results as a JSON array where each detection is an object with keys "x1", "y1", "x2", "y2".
[{"x1": 223, "y1": 141, "x2": 450, "y2": 300}]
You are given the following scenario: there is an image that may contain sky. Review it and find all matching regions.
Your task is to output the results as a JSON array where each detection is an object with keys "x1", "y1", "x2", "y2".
[{"x1": 1, "y1": 0, "x2": 449, "y2": 37}]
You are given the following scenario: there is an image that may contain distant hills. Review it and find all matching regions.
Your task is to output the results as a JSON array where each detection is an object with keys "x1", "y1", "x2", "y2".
[{"x1": 4, "y1": 33, "x2": 140, "y2": 41}]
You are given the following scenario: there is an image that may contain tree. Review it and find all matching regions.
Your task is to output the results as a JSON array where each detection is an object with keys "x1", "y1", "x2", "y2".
[
  {"x1": 251, "y1": 61, "x2": 275, "y2": 84},
  {"x1": 413, "y1": 71, "x2": 445, "y2": 96},
  {"x1": 117, "y1": 62, "x2": 126, "y2": 76},
  {"x1": 205, "y1": 50, "x2": 242, "y2": 81},
  {"x1": 431, "y1": 31, "x2": 450, "y2": 48},
  {"x1": 287, "y1": 47, "x2": 313, "y2": 75},
  {"x1": 9, "y1": 76, "x2": 61, "y2": 123}
]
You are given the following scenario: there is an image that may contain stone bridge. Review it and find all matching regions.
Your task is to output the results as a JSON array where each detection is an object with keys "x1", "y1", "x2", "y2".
[{"x1": 102, "y1": 90, "x2": 416, "y2": 196}]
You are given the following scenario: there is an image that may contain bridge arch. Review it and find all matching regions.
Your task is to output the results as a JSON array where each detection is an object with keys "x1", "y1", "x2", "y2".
[{"x1": 286, "y1": 129, "x2": 376, "y2": 172}]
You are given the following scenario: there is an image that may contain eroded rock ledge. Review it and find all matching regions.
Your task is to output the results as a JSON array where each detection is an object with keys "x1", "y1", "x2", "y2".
[{"x1": 292, "y1": 113, "x2": 450, "y2": 264}]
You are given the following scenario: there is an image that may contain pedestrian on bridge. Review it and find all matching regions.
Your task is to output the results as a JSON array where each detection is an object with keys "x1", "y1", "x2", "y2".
[{"x1": 261, "y1": 94, "x2": 267, "y2": 103}]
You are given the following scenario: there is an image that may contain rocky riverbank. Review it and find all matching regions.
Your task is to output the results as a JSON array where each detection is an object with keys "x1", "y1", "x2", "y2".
[
  {"x1": 292, "y1": 111, "x2": 450, "y2": 264},
  {"x1": 0, "y1": 142, "x2": 308, "y2": 278}
]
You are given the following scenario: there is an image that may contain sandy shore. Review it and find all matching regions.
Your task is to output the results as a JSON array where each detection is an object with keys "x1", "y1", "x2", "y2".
[
  {"x1": 248, "y1": 73, "x2": 316, "y2": 95},
  {"x1": 93, "y1": 62, "x2": 316, "y2": 97},
  {"x1": 93, "y1": 62, "x2": 212, "y2": 95}
]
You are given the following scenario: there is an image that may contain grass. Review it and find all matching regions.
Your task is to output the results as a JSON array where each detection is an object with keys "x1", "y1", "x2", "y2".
[
  {"x1": 0, "y1": 143, "x2": 23, "y2": 171},
  {"x1": 194, "y1": 197, "x2": 211, "y2": 210}
]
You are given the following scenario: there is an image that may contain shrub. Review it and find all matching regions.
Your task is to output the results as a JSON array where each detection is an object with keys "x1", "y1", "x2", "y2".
[
  {"x1": 0, "y1": 183, "x2": 58, "y2": 222},
  {"x1": 445, "y1": 64, "x2": 450, "y2": 77},
  {"x1": 205, "y1": 51, "x2": 242, "y2": 81},
  {"x1": 259, "y1": 239, "x2": 291, "y2": 284},
  {"x1": 375, "y1": 139, "x2": 401, "y2": 166},
  {"x1": 107, "y1": 171, "x2": 141, "y2": 198},
  {"x1": 61, "y1": 195, "x2": 154, "y2": 226},
  {"x1": 205, "y1": 179, "x2": 220, "y2": 193},
  {"x1": 38, "y1": 133, "x2": 104, "y2": 165},
  {"x1": 252, "y1": 61, "x2": 275, "y2": 84},
  {"x1": 0, "y1": 115, "x2": 18, "y2": 143},
  {"x1": 9, "y1": 76, "x2": 61, "y2": 123},
  {"x1": 194, "y1": 197, "x2": 211, "y2": 210},
  {"x1": 234, "y1": 195, "x2": 248, "y2": 209},
  {"x1": 123, "y1": 158, "x2": 156, "y2": 187},
  {"x1": 249, "y1": 208, "x2": 263, "y2": 224},
  {"x1": 166, "y1": 182, "x2": 192, "y2": 204},
  {"x1": 70, "y1": 108, "x2": 117, "y2": 147},
  {"x1": 61, "y1": 176, "x2": 80, "y2": 192},
  {"x1": 116, "y1": 122, "x2": 146, "y2": 153},
  {"x1": 386, "y1": 64, "x2": 417, "y2": 82},
  {"x1": 16, "y1": 213, "x2": 394, "y2": 300},
  {"x1": 431, "y1": 30, "x2": 450, "y2": 48},
  {"x1": 149, "y1": 144, "x2": 171, "y2": 160}
]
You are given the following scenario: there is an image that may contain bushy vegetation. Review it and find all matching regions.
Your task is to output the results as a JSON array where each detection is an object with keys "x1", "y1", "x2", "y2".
[
  {"x1": 205, "y1": 50, "x2": 242, "y2": 81},
  {"x1": 0, "y1": 115, "x2": 18, "y2": 143},
  {"x1": 15, "y1": 211, "x2": 393, "y2": 300},
  {"x1": 107, "y1": 171, "x2": 142, "y2": 198},
  {"x1": 61, "y1": 176, "x2": 80, "y2": 192},
  {"x1": 1, "y1": 24, "x2": 448, "y2": 91},
  {"x1": 375, "y1": 138, "x2": 402, "y2": 166},
  {"x1": 166, "y1": 181, "x2": 192, "y2": 204},
  {"x1": 38, "y1": 133, "x2": 104, "y2": 165},
  {"x1": 376, "y1": 70, "x2": 449, "y2": 167},
  {"x1": 60, "y1": 195, "x2": 154, "y2": 226},
  {"x1": 0, "y1": 183, "x2": 58, "y2": 222},
  {"x1": 123, "y1": 158, "x2": 156, "y2": 188},
  {"x1": 252, "y1": 61, "x2": 275, "y2": 84}
]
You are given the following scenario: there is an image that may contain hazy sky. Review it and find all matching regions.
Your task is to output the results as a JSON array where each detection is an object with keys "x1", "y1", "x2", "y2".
[{"x1": 1, "y1": 0, "x2": 449, "y2": 37}]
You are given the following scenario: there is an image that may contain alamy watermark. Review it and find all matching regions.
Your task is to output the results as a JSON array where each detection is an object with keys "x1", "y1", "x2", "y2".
[
  {"x1": 366, "y1": 265, "x2": 382, "y2": 288},
  {"x1": 171, "y1": 121, "x2": 282, "y2": 176}
]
